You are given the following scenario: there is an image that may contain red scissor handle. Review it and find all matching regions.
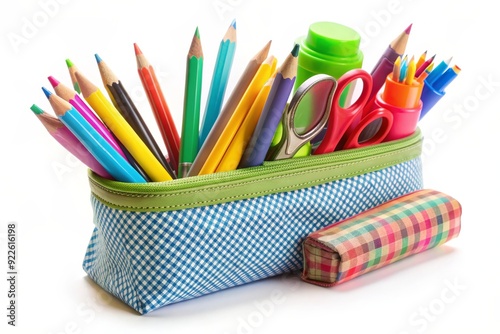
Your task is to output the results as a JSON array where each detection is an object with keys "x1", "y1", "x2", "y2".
[
  {"x1": 314, "y1": 69, "x2": 373, "y2": 155},
  {"x1": 343, "y1": 108, "x2": 394, "y2": 149}
]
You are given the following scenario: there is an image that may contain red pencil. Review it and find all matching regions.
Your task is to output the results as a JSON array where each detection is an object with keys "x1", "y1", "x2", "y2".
[
  {"x1": 134, "y1": 43, "x2": 181, "y2": 174},
  {"x1": 415, "y1": 53, "x2": 436, "y2": 77}
]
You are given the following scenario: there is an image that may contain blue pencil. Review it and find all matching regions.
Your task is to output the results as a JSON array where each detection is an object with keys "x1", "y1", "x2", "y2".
[
  {"x1": 198, "y1": 19, "x2": 237, "y2": 149},
  {"x1": 43, "y1": 87, "x2": 146, "y2": 183}
]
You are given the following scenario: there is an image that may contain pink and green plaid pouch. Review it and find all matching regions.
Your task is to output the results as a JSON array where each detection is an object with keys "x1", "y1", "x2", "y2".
[{"x1": 301, "y1": 189, "x2": 462, "y2": 286}]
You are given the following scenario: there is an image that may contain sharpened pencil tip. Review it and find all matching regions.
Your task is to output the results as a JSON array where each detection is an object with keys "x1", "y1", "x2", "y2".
[
  {"x1": 291, "y1": 43, "x2": 300, "y2": 57},
  {"x1": 194, "y1": 26, "x2": 200, "y2": 38},
  {"x1": 231, "y1": 19, "x2": 236, "y2": 28},
  {"x1": 133, "y1": 43, "x2": 143, "y2": 55},
  {"x1": 405, "y1": 23, "x2": 412, "y2": 34},
  {"x1": 30, "y1": 104, "x2": 44, "y2": 115},
  {"x1": 47, "y1": 76, "x2": 60, "y2": 88},
  {"x1": 95, "y1": 53, "x2": 103, "y2": 63},
  {"x1": 65, "y1": 58, "x2": 74, "y2": 68},
  {"x1": 42, "y1": 87, "x2": 52, "y2": 99}
]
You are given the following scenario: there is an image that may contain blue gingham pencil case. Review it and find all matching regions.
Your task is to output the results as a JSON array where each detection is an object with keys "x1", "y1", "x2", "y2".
[{"x1": 83, "y1": 128, "x2": 423, "y2": 314}]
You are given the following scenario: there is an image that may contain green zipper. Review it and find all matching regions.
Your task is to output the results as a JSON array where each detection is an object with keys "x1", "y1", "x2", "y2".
[{"x1": 89, "y1": 128, "x2": 422, "y2": 212}]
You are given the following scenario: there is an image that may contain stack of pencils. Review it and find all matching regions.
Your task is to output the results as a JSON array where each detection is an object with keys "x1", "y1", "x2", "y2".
[{"x1": 31, "y1": 20, "x2": 301, "y2": 183}]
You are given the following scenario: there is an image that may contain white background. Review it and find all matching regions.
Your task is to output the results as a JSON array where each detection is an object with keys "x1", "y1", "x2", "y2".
[{"x1": 1, "y1": 0, "x2": 498, "y2": 333}]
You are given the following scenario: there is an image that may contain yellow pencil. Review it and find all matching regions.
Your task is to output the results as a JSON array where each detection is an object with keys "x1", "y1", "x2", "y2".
[
  {"x1": 75, "y1": 71, "x2": 173, "y2": 182},
  {"x1": 187, "y1": 40, "x2": 272, "y2": 177},
  {"x1": 405, "y1": 56, "x2": 416, "y2": 85},
  {"x1": 392, "y1": 56, "x2": 401, "y2": 82},
  {"x1": 198, "y1": 55, "x2": 277, "y2": 175},
  {"x1": 216, "y1": 74, "x2": 275, "y2": 173}
]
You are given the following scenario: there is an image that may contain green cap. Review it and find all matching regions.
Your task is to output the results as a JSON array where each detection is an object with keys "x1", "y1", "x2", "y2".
[
  {"x1": 294, "y1": 21, "x2": 364, "y2": 98},
  {"x1": 305, "y1": 21, "x2": 361, "y2": 57}
]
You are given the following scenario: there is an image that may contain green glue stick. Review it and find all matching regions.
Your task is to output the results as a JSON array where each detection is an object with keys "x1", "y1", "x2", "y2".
[{"x1": 295, "y1": 21, "x2": 364, "y2": 107}]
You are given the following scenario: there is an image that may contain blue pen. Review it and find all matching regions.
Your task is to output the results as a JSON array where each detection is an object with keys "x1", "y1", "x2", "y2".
[
  {"x1": 43, "y1": 87, "x2": 146, "y2": 183},
  {"x1": 425, "y1": 57, "x2": 452, "y2": 85},
  {"x1": 420, "y1": 64, "x2": 461, "y2": 119}
]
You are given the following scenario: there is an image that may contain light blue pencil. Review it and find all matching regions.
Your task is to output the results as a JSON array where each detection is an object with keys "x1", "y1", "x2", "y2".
[
  {"x1": 43, "y1": 87, "x2": 146, "y2": 183},
  {"x1": 198, "y1": 19, "x2": 237, "y2": 149}
]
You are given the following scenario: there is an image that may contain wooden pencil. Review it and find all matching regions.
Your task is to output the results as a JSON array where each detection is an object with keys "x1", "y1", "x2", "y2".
[
  {"x1": 65, "y1": 58, "x2": 81, "y2": 94},
  {"x1": 198, "y1": 19, "x2": 237, "y2": 148},
  {"x1": 240, "y1": 44, "x2": 299, "y2": 168},
  {"x1": 179, "y1": 27, "x2": 204, "y2": 177},
  {"x1": 187, "y1": 40, "x2": 271, "y2": 177},
  {"x1": 135, "y1": 43, "x2": 181, "y2": 174},
  {"x1": 43, "y1": 88, "x2": 146, "y2": 183},
  {"x1": 95, "y1": 54, "x2": 176, "y2": 179},
  {"x1": 75, "y1": 70, "x2": 173, "y2": 182},
  {"x1": 30, "y1": 103, "x2": 112, "y2": 179},
  {"x1": 49, "y1": 75, "x2": 127, "y2": 160},
  {"x1": 198, "y1": 55, "x2": 277, "y2": 176}
]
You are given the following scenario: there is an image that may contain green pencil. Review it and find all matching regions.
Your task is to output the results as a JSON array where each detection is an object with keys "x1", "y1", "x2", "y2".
[
  {"x1": 179, "y1": 27, "x2": 203, "y2": 178},
  {"x1": 65, "y1": 58, "x2": 81, "y2": 94}
]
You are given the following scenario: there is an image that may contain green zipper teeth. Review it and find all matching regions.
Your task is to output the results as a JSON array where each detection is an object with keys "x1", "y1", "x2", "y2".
[{"x1": 91, "y1": 128, "x2": 422, "y2": 194}]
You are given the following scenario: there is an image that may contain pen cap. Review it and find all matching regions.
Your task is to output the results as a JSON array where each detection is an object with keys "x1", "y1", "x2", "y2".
[
  {"x1": 419, "y1": 80, "x2": 445, "y2": 120},
  {"x1": 374, "y1": 92, "x2": 421, "y2": 142},
  {"x1": 295, "y1": 22, "x2": 363, "y2": 97},
  {"x1": 381, "y1": 74, "x2": 423, "y2": 109}
]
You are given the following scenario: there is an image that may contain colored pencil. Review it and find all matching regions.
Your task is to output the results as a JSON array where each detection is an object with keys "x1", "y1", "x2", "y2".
[
  {"x1": 95, "y1": 54, "x2": 176, "y2": 179},
  {"x1": 416, "y1": 63, "x2": 434, "y2": 83},
  {"x1": 432, "y1": 64, "x2": 461, "y2": 92},
  {"x1": 239, "y1": 44, "x2": 299, "y2": 168},
  {"x1": 75, "y1": 70, "x2": 173, "y2": 182},
  {"x1": 43, "y1": 88, "x2": 146, "y2": 183},
  {"x1": 48, "y1": 75, "x2": 127, "y2": 160},
  {"x1": 65, "y1": 58, "x2": 81, "y2": 94},
  {"x1": 216, "y1": 75, "x2": 275, "y2": 173},
  {"x1": 426, "y1": 57, "x2": 453, "y2": 85},
  {"x1": 198, "y1": 19, "x2": 237, "y2": 149},
  {"x1": 416, "y1": 50, "x2": 427, "y2": 70},
  {"x1": 405, "y1": 56, "x2": 416, "y2": 85},
  {"x1": 187, "y1": 40, "x2": 271, "y2": 177},
  {"x1": 368, "y1": 24, "x2": 411, "y2": 105},
  {"x1": 198, "y1": 55, "x2": 277, "y2": 176},
  {"x1": 399, "y1": 55, "x2": 408, "y2": 83},
  {"x1": 392, "y1": 56, "x2": 401, "y2": 81},
  {"x1": 30, "y1": 103, "x2": 112, "y2": 179},
  {"x1": 135, "y1": 43, "x2": 181, "y2": 174},
  {"x1": 415, "y1": 53, "x2": 436, "y2": 77},
  {"x1": 179, "y1": 27, "x2": 203, "y2": 177}
]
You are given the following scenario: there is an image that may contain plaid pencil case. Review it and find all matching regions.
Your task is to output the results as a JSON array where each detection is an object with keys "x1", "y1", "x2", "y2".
[
  {"x1": 301, "y1": 189, "x2": 462, "y2": 287},
  {"x1": 83, "y1": 128, "x2": 423, "y2": 314}
]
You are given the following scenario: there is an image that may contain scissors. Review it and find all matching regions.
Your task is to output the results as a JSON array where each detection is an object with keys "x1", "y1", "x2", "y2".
[{"x1": 267, "y1": 69, "x2": 393, "y2": 160}]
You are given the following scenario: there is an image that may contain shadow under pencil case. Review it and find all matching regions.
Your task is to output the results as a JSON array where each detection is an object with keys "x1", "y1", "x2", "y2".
[{"x1": 83, "y1": 128, "x2": 424, "y2": 314}]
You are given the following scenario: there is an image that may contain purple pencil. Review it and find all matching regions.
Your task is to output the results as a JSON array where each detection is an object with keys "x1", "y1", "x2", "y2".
[
  {"x1": 366, "y1": 24, "x2": 412, "y2": 111},
  {"x1": 239, "y1": 44, "x2": 299, "y2": 168},
  {"x1": 30, "y1": 104, "x2": 113, "y2": 179},
  {"x1": 48, "y1": 76, "x2": 127, "y2": 160}
]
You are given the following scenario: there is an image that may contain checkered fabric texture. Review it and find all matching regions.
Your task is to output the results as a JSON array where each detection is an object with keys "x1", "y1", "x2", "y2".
[
  {"x1": 301, "y1": 189, "x2": 461, "y2": 287},
  {"x1": 83, "y1": 158, "x2": 422, "y2": 314}
]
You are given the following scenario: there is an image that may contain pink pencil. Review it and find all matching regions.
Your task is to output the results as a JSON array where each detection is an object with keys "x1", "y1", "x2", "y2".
[
  {"x1": 30, "y1": 104, "x2": 113, "y2": 179},
  {"x1": 48, "y1": 76, "x2": 127, "y2": 160}
]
